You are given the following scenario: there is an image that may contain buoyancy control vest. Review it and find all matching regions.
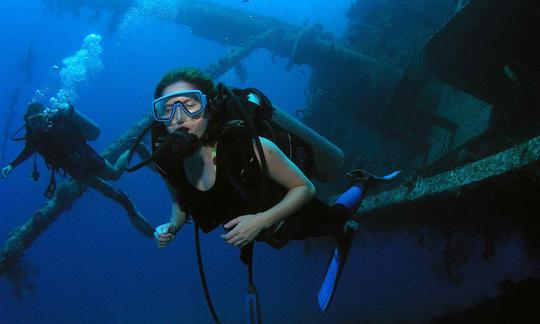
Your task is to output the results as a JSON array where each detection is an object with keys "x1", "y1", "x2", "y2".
[{"x1": 150, "y1": 87, "x2": 316, "y2": 204}]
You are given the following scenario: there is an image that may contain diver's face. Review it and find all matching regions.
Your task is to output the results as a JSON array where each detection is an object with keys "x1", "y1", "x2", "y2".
[
  {"x1": 161, "y1": 81, "x2": 209, "y2": 139},
  {"x1": 26, "y1": 113, "x2": 48, "y2": 131}
]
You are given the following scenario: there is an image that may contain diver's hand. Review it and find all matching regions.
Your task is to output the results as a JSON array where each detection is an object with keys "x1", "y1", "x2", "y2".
[
  {"x1": 2, "y1": 165, "x2": 13, "y2": 178},
  {"x1": 221, "y1": 214, "x2": 267, "y2": 247},
  {"x1": 154, "y1": 223, "x2": 176, "y2": 248}
]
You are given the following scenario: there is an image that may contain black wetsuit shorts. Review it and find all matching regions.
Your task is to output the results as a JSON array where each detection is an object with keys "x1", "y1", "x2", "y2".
[{"x1": 63, "y1": 144, "x2": 106, "y2": 180}]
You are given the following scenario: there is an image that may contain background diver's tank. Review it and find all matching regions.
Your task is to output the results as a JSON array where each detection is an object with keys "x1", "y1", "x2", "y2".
[{"x1": 60, "y1": 103, "x2": 101, "y2": 141}]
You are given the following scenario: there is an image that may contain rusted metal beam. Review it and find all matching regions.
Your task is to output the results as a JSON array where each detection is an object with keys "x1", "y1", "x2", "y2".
[
  {"x1": 358, "y1": 135, "x2": 540, "y2": 217},
  {"x1": 169, "y1": 0, "x2": 380, "y2": 71},
  {"x1": 43, "y1": 0, "x2": 395, "y2": 74},
  {"x1": 205, "y1": 27, "x2": 277, "y2": 79}
]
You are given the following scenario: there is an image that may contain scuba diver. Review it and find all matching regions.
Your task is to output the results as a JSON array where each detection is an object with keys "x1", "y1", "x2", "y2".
[
  {"x1": 143, "y1": 67, "x2": 399, "y2": 322},
  {"x1": 1, "y1": 102, "x2": 154, "y2": 238}
]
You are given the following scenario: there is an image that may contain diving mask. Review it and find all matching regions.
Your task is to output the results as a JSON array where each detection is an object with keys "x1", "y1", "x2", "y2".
[
  {"x1": 153, "y1": 90, "x2": 208, "y2": 122},
  {"x1": 26, "y1": 107, "x2": 58, "y2": 131}
]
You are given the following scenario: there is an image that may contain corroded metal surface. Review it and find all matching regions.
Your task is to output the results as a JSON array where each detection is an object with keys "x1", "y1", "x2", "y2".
[{"x1": 359, "y1": 136, "x2": 540, "y2": 215}]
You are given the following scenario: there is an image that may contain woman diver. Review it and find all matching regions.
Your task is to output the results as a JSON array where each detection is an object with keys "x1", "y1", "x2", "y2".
[
  {"x1": 151, "y1": 67, "x2": 381, "y2": 248},
  {"x1": 148, "y1": 67, "x2": 400, "y2": 321}
]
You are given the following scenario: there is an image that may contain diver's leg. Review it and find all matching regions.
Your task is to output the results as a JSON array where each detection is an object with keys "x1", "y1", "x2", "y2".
[
  {"x1": 317, "y1": 170, "x2": 399, "y2": 311},
  {"x1": 86, "y1": 174, "x2": 121, "y2": 199},
  {"x1": 132, "y1": 141, "x2": 157, "y2": 172},
  {"x1": 335, "y1": 169, "x2": 401, "y2": 231},
  {"x1": 114, "y1": 150, "x2": 130, "y2": 172},
  {"x1": 335, "y1": 183, "x2": 366, "y2": 216},
  {"x1": 267, "y1": 172, "x2": 397, "y2": 243},
  {"x1": 85, "y1": 176, "x2": 154, "y2": 238},
  {"x1": 99, "y1": 150, "x2": 130, "y2": 180},
  {"x1": 338, "y1": 169, "x2": 402, "y2": 213},
  {"x1": 314, "y1": 185, "x2": 368, "y2": 311},
  {"x1": 279, "y1": 183, "x2": 366, "y2": 241},
  {"x1": 134, "y1": 141, "x2": 152, "y2": 161},
  {"x1": 281, "y1": 200, "x2": 350, "y2": 241},
  {"x1": 334, "y1": 183, "x2": 366, "y2": 233}
]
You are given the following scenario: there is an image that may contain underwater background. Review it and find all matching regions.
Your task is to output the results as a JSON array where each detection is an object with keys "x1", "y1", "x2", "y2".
[{"x1": 1, "y1": 0, "x2": 539, "y2": 323}]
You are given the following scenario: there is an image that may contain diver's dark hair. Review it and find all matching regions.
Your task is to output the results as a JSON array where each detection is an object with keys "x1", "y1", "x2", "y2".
[
  {"x1": 24, "y1": 102, "x2": 45, "y2": 121},
  {"x1": 154, "y1": 67, "x2": 217, "y2": 100},
  {"x1": 154, "y1": 67, "x2": 220, "y2": 145}
]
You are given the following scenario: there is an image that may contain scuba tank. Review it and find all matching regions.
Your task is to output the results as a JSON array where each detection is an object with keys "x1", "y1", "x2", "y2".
[
  {"x1": 59, "y1": 103, "x2": 101, "y2": 141},
  {"x1": 268, "y1": 106, "x2": 343, "y2": 182},
  {"x1": 17, "y1": 102, "x2": 100, "y2": 141},
  {"x1": 218, "y1": 86, "x2": 344, "y2": 182}
]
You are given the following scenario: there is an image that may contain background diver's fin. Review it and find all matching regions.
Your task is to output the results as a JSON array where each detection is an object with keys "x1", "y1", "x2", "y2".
[
  {"x1": 318, "y1": 231, "x2": 354, "y2": 311},
  {"x1": 117, "y1": 190, "x2": 155, "y2": 238},
  {"x1": 127, "y1": 210, "x2": 155, "y2": 238}
]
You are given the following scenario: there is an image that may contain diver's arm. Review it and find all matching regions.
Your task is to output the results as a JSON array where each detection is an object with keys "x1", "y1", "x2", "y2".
[
  {"x1": 57, "y1": 103, "x2": 100, "y2": 141},
  {"x1": 154, "y1": 177, "x2": 186, "y2": 248},
  {"x1": 222, "y1": 137, "x2": 315, "y2": 246},
  {"x1": 9, "y1": 143, "x2": 35, "y2": 168},
  {"x1": 169, "y1": 199, "x2": 186, "y2": 232},
  {"x1": 252, "y1": 137, "x2": 316, "y2": 228},
  {"x1": 163, "y1": 177, "x2": 187, "y2": 232},
  {"x1": 3, "y1": 144, "x2": 34, "y2": 178}
]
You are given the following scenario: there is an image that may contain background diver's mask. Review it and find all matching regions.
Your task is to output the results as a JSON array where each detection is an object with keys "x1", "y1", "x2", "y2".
[
  {"x1": 25, "y1": 107, "x2": 58, "y2": 132},
  {"x1": 153, "y1": 89, "x2": 208, "y2": 123}
]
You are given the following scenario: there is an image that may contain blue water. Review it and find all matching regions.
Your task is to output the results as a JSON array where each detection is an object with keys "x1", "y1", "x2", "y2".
[{"x1": 0, "y1": 1, "x2": 536, "y2": 323}]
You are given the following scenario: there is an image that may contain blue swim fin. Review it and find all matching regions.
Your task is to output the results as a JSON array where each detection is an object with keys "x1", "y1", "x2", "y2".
[
  {"x1": 246, "y1": 284, "x2": 262, "y2": 324},
  {"x1": 318, "y1": 169, "x2": 400, "y2": 311},
  {"x1": 318, "y1": 231, "x2": 355, "y2": 311}
]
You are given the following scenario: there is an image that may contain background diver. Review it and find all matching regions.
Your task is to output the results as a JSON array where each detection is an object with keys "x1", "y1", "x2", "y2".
[
  {"x1": 147, "y1": 68, "x2": 399, "y2": 320},
  {"x1": 1, "y1": 102, "x2": 154, "y2": 238}
]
